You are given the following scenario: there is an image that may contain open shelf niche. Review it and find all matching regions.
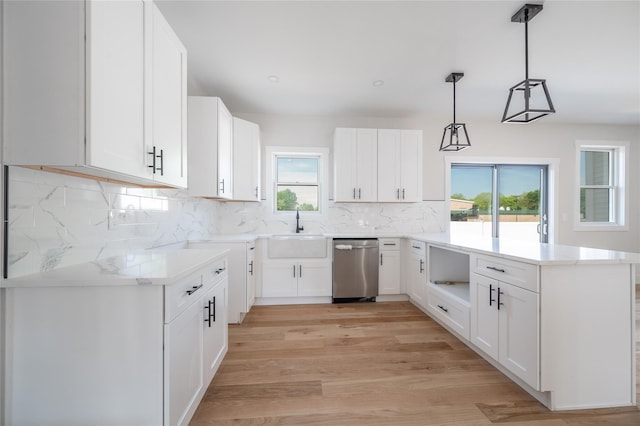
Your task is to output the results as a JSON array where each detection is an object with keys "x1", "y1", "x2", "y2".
[{"x1": 427, "y1": 245, "x2": 470, "y2": 305}]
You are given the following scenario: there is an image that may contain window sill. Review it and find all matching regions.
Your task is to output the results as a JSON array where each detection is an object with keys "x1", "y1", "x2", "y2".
[{"x1": 574, "y1": 223, "x2": 628, "y2": 232}]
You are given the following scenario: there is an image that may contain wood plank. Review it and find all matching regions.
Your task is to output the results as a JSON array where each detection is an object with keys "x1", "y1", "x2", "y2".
[{"x1": 190, "y1": 301, "x2": 640, "y2": 425}]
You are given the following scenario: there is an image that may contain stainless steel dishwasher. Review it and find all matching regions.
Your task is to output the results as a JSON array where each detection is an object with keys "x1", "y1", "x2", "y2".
[{"x1": 332, "y1": 238, "x2": 378, "y2": 302}]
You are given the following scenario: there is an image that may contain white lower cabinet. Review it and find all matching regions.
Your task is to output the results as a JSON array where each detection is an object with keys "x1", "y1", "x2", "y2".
[
  {"x1": 470, "y1": 257, "x2": 539, "y2": 390},
  {"x1": 378, "y1": 238, "x2": 401, "y2": 294},
  {"x1": 166, "y1": 259, "x2": 228, "y2": 426},
  {"x1": 189, "y1": 240, "x2": 256, "y2": 323},
  {"x1": 407, "y1": 240, "x2": 427, "y2": 307},
  {"x1": 262, "y1": 259, "x2": 331, "y2": 298},
  {"x1": 422, "y1": 241, "x2": 635, "y2": 411},
  {"x1": 164, "y1": 293, "x2": 204, "y2": 426},
  {"x1": 426, "y1": 283, "x2": 470, "y2": 340},
  {"x1": 203, "y1": 268, "x2": 228, "y2": 385},
  {"x1": 3, "y1": 256, "x2": 228, "y2": 426}
]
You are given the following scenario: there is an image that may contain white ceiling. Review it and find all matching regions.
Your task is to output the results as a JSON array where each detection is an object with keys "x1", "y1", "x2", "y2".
[{"x1": 156, "y1": 0, "x2": 640, "y2": 125}]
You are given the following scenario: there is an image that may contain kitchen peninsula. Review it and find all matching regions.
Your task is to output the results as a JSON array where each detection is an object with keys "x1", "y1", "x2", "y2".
[{"x1": 410, "y1": 233, "x2": 638, "y2": 412}]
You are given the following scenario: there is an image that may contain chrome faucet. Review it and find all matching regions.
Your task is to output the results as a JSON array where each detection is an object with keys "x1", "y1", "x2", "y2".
[{"x1": 295, "y1": 208, "x2": 304, "y2": 233}]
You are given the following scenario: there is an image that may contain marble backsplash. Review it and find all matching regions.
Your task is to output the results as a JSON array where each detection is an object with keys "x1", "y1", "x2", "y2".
[
  {"x1": 7, "y1": 166, "x2": 445, "y2": 277},
  {"x1": 7, "y1": 167, "x2": 218, "y2": 278},
  {"x1": 213, "y1": 200, "x2": 446, "y2": 236}
]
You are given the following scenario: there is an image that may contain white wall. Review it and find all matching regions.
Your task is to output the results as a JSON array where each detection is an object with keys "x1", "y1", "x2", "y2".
[{"x1": 236, "y1": 112, "x2": 640, "y2": 252}]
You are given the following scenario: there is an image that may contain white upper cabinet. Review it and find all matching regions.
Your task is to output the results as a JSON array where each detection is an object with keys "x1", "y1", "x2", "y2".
[
  {"x1": 334, "y1": 127, "x2": 422, "y2": 203},
  {"x1": 145, "y1": 1, "x2": 188, "y2": 188},
  {"x1": 86, "y1": 0, "x2": 148, "y2": 181},
  {"x1": 377, "y1": 129, "x2": 423, "y2": 202},
  {"x1": 3, "y1": 0, "x2": 187, "y2": 188},
  {"x1": 187, "y1": 97, "x2": 233, "y2": 199},
  {"x1": 233, "y1": 118, "x2": 261, "y2": 202},
  {"x1": 334, "y1": 128, "x2": 378, "y2": 202}
]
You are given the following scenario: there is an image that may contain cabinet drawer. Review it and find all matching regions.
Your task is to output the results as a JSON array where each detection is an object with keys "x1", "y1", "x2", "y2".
[
  {"x1": 472, "y1": 255, "x2": 538, "y2": 292},
  {"x1": 379, "y1": 238, "x2": 400, "y2": 251},
  {"x1": 409, "y1": 240, "x2": 426, "y2": 255},
  {"x1": 165, "y1": 271, "x2": 204, "y2": 323},
  {"x1": 203, "y1": 258, "x2": 228, "y2": 286},
  {"x1": 427, "y1": 284, "x2": 470, "y2": 340}
]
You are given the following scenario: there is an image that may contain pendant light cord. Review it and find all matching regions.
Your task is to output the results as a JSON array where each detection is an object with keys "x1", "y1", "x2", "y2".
[
  {"x1": 524, "y1": 8, "x2": 529, "y2": 80},
  {"x1": 452, "y1": 76, "x2": 456, "y2": 124}
]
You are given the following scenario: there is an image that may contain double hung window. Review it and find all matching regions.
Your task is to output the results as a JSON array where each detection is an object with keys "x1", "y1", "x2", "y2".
[
  {"x1": 275, "y1": 156, "x2": 319, "y2": 212},
  {"x1": 577, "y1": 141, "x2": 627, "y2": 229},
  {"x1": 266, "y1": 146, "x2": 328, "y2": 216}
]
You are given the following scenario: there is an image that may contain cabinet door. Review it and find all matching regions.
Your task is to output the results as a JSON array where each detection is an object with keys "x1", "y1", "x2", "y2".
[
  {"x1": 377, "y1": 129, "x2": 401, "y2": 202},
  {"x1": 247, "y1": 245, "x2": 257, "y2": 308},
  {"x1": 334, "y1": 128, "x2": 377, "y2": 202},
  {"x1": 147, "y1": 2, "x2": 187, "y2": 188},
  {"x1": 87, "y1": 0, "x2": 150, "y2": 180},
  {"x1": 3, "y1": 0, "x2": 86, "y2": 166},
  {"x1": 470, "y1": 273, "x2": 500, "y2": 359},
  {"x1": 262, "y1": 261, "x2": 298, "y2": 297},
  {"x1": 334, "y1": 128, "x2": 358, "y2": 201},
  {"x1": 499, "y1": 283, "x2": 539, "y2": 389},
  {"x1": 379, "y1": 249, "x2": 401, "y2": 294},
  {"x1": 203, "y1": 280, "x2": 228, "y2": 386},
  {"x1": 217, "y1": 101, "x2": 234, "y2": 198},
  {"x1": 408, "y1": 254, "x2": 426, "y2": 307},
  {"x1": 399, "y1": 130, "x2": 422, "y2": 202},
  {"x1": 298, "y1": 260, "x2": 332, "y2": 297},
  {"x1": 233, "y1": 118, "x2": 260, "y2": 201},
  {"x1": 355, "y1": 128, "x2": 378, "y2": 201},
  {"x1": 164, "y1": 298, "x2": 204, "y2": 426}
]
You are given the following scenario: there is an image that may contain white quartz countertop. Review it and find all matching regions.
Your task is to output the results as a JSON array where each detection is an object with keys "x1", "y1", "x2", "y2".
[
  {"x1": 182, "y1": 232, "x2": 640, "y2": 266},
  {"x1": 190, "y1": 234, "x2": 261, "y2": 243},
  {"x1": 411, "y1": 233, "x2": 640, "y2": 265},
  {"x1": 1, "y1": 248, "x2": 229, "y2": 288}
]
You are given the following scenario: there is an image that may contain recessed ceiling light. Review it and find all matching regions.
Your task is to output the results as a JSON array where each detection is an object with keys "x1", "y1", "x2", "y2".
[
  {"x1": 372, "y1": 80, "x2": 384, "y2": 87},
  {"x1": 268, "y1": 75, "x2": 280, "y2": 83}
]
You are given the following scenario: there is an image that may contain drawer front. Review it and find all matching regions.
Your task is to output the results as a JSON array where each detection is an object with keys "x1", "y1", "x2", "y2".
[
  {"x1": 409, "y1": 240, "x2": 426, "y2": 255},
  {"x1": 379, "y1": 238, "x2": 400, "y2": 251},
  {"x1": 472, "y1": 255, "x2": 538, "y2": 292},
  {"x1": 203, "y1": 258, "x2": 228, "y2": 286},
  {"x1": 427, "y1": 286, "x2": 470, "y2": 340},
  {"x1": 165, "y1": 271, "x2": 204, "y2": 323}
]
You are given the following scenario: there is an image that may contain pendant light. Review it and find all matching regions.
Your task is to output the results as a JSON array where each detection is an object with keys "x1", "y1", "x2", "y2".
[
  {"x1": 440, "y1": 72, "x2": 471, "y2": 152},
  {"x1": 502, "y1": 3, "x2": 555, "y2": 123}
]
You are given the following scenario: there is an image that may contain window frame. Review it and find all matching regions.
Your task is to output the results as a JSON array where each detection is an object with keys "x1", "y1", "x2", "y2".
[
  {"x1": 575, "y1": 140, "x2": 628, "y2": 231},
  {"x1": 444, "y1": 156, "x2": 558, "y2": 244},
  {"x1": 265, "y1": 146, "x2": 329, "y2": 218}
]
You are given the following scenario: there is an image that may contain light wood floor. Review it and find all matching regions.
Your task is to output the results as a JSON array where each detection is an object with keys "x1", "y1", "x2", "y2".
[{"x1": 191, "y1": 295, "x2": 640, "y2": 425}]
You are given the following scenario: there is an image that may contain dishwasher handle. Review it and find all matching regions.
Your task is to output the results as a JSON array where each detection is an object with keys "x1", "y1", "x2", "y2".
[
  {"x1": 335, "y1": 244, "x2": 353, "y2": 250},
  {"x1": 336, "y1": 245, "x2": 377, "y2": 250}
]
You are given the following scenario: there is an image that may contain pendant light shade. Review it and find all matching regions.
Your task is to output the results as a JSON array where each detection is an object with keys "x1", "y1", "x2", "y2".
[
  {"x1": 502, "y1": 4, "x2": 555, "y2": 124},
  {"x1": 440, "y1": 72, "x2": 471, "y2": 152}
]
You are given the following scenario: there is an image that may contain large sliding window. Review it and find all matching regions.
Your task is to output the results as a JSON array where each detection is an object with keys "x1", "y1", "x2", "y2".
[{"x1": 450, "y1": 164, "x2": 549, "y2": 243}]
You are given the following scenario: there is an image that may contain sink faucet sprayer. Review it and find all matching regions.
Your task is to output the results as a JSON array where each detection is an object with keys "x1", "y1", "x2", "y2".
[{"x1": 295, "y1": 208, "x2": 304, "y2": 233}]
